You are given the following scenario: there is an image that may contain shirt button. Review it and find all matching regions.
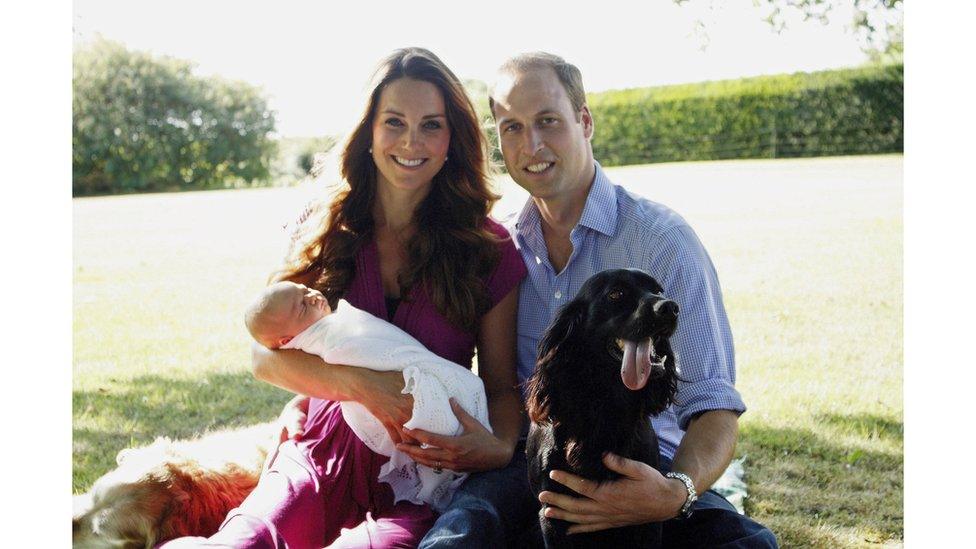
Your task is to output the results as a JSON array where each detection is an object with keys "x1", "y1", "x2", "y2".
[{"x1": 554, "y1": 290, "x2": 562, "y2": 299}]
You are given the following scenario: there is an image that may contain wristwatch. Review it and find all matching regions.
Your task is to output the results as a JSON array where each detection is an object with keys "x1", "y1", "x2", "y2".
[{"x1": 665, "y1": 471, "x2": 698, "y2": 520}]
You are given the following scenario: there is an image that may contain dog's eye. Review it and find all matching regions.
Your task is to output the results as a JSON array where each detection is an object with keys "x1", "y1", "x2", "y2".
[{"x1": 608, "y1": 290, "x2": 623, "y2": 301}]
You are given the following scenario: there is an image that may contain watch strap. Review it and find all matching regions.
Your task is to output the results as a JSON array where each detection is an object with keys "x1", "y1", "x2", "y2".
[{"x1": 665, "y1": 471, "x2": 698, "y2": 519}]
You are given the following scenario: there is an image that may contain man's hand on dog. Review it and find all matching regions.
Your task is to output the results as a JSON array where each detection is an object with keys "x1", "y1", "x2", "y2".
[
  {"x1": 395, "y1": 398, "x2": 511, "y2": 473},
  {"x1": 540, "y1": 452, "x2": 688, "y2": 534}
]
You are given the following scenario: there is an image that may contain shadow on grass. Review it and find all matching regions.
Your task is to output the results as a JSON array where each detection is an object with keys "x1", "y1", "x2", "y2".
[
  {"x1": 73, "y1": 370, "x2": 291, "y2": 492},
  {"x1": 739, "y1": 416, "x2": 903, "y2": 547},
  {"x1": 817, "y1": 412, "x2": 903, "y2": 442}
]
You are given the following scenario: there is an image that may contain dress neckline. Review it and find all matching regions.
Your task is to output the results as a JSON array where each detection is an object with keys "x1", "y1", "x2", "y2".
[{"x1": 364, "y1": 238, "x2": 411, "y2": 323}]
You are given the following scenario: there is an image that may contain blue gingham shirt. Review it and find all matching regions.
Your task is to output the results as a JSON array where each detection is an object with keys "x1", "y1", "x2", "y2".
[{"x1": 507, "y1": 163, "x2": 746, "y2": 461}]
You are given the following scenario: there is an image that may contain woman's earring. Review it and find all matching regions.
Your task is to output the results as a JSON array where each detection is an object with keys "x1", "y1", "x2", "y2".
[{"x1": 368, "y1": 147, "x2": 373, "y2": 153}]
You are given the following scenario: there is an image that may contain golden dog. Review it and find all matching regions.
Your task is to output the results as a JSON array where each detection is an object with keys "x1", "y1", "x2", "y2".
[{"x1": 73, "y1": 422, "x2": 278, "y2": 549}]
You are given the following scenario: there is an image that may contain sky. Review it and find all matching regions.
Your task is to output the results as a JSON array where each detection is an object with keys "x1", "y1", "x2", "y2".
[{"x1": 73, "y1": 0, "x2": 876, "y2": 137}]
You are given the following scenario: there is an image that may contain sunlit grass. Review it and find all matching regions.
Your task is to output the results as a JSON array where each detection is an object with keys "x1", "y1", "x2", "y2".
[{"x1": 73, "y1": 155, "x2": 903, "y2": 547}]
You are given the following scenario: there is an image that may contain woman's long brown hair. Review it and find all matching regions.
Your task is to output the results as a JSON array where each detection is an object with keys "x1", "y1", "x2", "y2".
[{"x1": 276, "y1": 48, "x2": 500, "y2": 332}]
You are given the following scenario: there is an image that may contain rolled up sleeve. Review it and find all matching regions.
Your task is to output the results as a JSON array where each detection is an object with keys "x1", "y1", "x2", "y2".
[{"x1": 645, "y1": 225, "x2": 746, "y2": 431}]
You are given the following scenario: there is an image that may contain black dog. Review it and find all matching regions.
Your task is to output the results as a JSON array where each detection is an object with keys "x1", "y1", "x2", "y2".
[{"x1": 525, "y1": 268, "x2": 680, "y2": 548}]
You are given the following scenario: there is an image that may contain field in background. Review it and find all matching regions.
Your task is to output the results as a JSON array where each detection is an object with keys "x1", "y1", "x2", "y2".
[{"x1": 73, "y1": 155, "x2": 903, "y2": 547}]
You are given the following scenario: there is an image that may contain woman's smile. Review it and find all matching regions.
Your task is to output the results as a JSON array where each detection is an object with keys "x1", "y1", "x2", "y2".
[{"x1": 392, "y1": 155, "x2": 428, "y2": 168}]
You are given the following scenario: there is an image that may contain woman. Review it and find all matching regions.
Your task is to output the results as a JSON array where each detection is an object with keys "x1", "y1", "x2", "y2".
[{"x1": 162, "y1": 48, "x2": 525, "y2": 548}]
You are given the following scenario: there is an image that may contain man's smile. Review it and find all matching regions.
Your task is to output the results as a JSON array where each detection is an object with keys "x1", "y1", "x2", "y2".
[{"x1": 525, "y1": 161, "x2": 554, "y2": 174}]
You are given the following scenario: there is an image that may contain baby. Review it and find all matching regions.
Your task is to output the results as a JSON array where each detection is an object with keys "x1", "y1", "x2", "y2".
[
  {"x1": 244, "y1": 281, "x2": 491, "y2": 511},
  {"x1": 245, "y1": 281, "x2": 333, "y2": 349}
]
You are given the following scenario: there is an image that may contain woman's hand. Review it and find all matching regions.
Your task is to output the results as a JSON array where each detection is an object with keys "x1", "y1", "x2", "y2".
[
  {"x1": 395, "y1": 398, "x2": 513, "y2": 473},
  {"x1": 354, "y1": 369, "x2": 416, "y2": 445},
  {"x1": 276, "y1": 394, "x2": 310, "y2": 443}
]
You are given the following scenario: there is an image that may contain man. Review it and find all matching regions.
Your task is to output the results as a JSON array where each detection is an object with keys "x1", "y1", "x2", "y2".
[{"x1": 420, "y1": 52, "x2": 777, "y2": 548}]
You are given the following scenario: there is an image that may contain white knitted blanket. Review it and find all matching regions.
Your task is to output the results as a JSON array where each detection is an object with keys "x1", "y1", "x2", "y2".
[{"x1": 282, "y1": 300, "x2": 491, "y2": 511}]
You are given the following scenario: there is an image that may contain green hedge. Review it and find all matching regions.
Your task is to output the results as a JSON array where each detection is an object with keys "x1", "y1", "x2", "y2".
[
  {"x1": 73, "y1": 39, "x2": 277, "y2": 196},
  {"x1": 587, "y1": 63, "x2": 903, "y2": 166}
]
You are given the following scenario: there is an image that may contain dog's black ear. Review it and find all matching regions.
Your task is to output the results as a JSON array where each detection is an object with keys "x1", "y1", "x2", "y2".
[
  {"x1": 525, "y1": 299, "x2": 587, "y2": 423},
  {"x1": 538, "y1": 299, "x2": 587, "y2": 363}
]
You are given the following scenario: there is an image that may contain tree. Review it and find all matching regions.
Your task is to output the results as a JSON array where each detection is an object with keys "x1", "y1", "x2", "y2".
[
  {"x1": 73, "y1": 38, "x2": 277, "y2": 195},
  {"x1": 462, "y1": 79, "x2": 505, "y2": 168},
  {"x1": 674, "y1": 0, "x2": 903, "y2": 57}
]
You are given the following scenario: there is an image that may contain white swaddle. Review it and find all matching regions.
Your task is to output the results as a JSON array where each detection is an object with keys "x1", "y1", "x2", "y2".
[{"x1": 281, "y1": 300, "x2": 491, "y2": 511}]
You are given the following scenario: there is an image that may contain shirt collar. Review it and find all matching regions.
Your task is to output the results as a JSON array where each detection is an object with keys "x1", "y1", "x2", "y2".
[
  {"x1": 577, "y1": 162, "x2": 618, "y2": 237},
  {"x1": 516, "y1": 161, "x2": 618, "y2": 239},
  {"x1": 515, "y1": 193, "x2": 540, "y2": 240}
]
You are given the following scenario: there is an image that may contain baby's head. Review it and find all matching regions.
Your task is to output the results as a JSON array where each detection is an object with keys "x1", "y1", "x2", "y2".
[{"x1": 245, "y1": 281, "x2": 332, "y2": 349}]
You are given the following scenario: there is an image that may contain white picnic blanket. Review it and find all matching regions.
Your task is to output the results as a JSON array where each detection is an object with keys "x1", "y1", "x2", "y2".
[{"x1": 282, "y1": 300, "x2": 491, "y2": 511}]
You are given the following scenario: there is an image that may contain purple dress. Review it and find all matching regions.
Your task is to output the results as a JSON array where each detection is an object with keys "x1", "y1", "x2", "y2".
[{"x1": 161, "y1": 219, "x2": 526, "y2": 549}]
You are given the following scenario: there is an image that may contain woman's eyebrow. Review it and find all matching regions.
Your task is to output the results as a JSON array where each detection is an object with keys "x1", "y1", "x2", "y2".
[{"x1": 380, "y1": 109, "x2": 445, "y2": 119}]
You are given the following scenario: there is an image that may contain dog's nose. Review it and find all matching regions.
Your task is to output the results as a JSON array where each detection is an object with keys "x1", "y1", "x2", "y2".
[{"x1": 653, "y1": 299, "x2": 679, "y2": 318}]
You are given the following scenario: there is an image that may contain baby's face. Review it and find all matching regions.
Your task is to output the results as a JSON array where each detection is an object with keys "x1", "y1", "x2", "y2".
[
  {"x1": 276, "y1": 283, "x2": 331, "y2": 337},
  {"x1": 254, "y1": 282, "x2": 332, "y2": 348}
]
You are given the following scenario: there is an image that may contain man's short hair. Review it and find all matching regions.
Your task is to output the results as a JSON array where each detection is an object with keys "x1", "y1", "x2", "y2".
[{"x1": 490, "y1": 52, "x2": 587, "y2": 117}]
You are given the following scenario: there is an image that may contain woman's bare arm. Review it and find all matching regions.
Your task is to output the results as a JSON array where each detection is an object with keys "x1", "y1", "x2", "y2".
[
  {"x1": 251, "y1": 343, "x2": 414, "y2": 443},
  {"x1": 396, "y1": 286, "x2": 524, "y2": 472},
  {"x1": 253, "y1": 344, "x2": 357, "y2": 400},
  {"x1": 474, "y1": 285, "x2": 524, "y2": 459}
]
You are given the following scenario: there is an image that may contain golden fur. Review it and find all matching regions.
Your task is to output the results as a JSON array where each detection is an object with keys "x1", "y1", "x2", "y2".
[{"x1": 73, "y1": 422, "x2": 277, "y2": 549}]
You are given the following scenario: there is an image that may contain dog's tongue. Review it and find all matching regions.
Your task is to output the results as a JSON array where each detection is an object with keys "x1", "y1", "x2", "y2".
[{"x1": 621, "y1": 338, "x2": 654, "y2": 390}]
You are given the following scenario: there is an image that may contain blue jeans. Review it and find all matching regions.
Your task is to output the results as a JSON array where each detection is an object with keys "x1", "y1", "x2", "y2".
[
  {"x1": 419, "y1": 447, "x2": 778, "y2": 548},
  {"x1": 418, "y1": 441, "x2": 539, "y2": 549},
  {"x1": 658, "y1": 456, "x2": 778, "y2": 549},
  {"x1": 652, "y1": 489, "x2": 777, "y2": 548}
]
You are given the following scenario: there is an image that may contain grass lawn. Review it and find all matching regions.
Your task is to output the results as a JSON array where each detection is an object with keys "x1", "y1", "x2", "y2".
[{"x1": 73, "y1": 154, "x2": 903, "y2": 547}]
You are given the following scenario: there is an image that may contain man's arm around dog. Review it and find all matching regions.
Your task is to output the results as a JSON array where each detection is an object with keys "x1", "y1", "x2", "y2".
[{"x1": 540, "y1": 409, "x2": 738, "y2": 533}]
